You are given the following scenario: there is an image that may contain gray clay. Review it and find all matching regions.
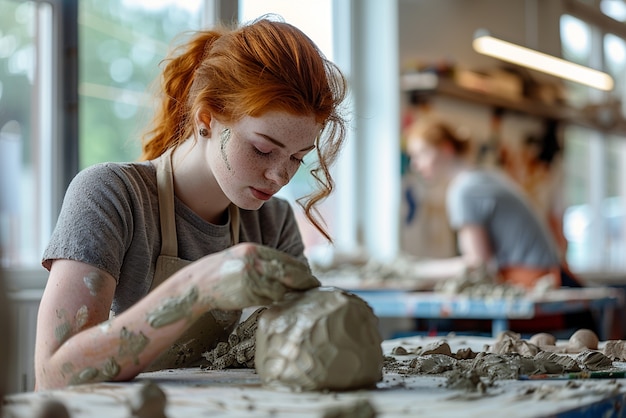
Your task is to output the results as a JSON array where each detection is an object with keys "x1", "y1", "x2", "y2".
[
  {"x1": 128, "y1": 380, "x2": 167, "y2": 418},
  {"x1": 255, "y1": 287, "x2": 383, "y2": 391},
  {"x1": 33, "y1": 399, "x2": 71, "y2": 418}
]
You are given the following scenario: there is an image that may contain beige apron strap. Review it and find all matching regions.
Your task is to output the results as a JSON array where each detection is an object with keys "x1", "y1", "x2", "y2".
[
  {"x1": 154, "y1": 150, "x2": 178, "y2": 257},
  {"x1": 229, "y1": 203, "x2": 240, "y2": 245},
  {"x1": 147, "y1": 150, "x2": 243, "y2": 370}
]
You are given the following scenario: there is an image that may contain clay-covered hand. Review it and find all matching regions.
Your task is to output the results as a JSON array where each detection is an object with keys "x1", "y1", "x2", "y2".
[{"x1": 203, "y1": 243, "x2": 320, "y2": 310}]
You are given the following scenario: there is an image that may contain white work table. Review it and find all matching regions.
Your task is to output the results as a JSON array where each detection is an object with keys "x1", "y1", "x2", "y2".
[{"x1": 4, "y1": 335, "x2": 626, "y2": 418}]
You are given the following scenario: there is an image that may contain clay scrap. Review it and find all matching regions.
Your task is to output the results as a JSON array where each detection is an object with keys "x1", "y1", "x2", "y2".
[
  {"x1": 321, "y1": 399, "x2": 377, "y2": 418},
  {"x1": 127, "y1": 380, "x2": 167, "y2": 418},
  {"x1": 33, "y1": 398, "x2": 71, "y2": 418},
  {"x1": 384, "y1": 329, "x2": 621, "y2": 392}
]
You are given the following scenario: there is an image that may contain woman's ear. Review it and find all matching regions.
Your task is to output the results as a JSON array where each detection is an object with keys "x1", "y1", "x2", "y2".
[{"x1": 195, "y1": 110, "x2": 213, "y2": 135}]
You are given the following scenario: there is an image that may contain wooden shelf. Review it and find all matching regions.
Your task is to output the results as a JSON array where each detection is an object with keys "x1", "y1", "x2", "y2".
[{"x1": 402, "y1": 74, "x2": 626, "y2": 136}]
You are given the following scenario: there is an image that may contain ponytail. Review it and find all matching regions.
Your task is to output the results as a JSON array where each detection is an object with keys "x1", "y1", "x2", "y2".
[{"x1": 140, "y1": 30, "x2": 224, "y2": 160}]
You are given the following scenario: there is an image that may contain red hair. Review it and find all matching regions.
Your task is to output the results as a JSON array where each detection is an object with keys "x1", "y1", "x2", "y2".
[{"x1": 140, "y1": 17, "x2": 348, "y2": 241}]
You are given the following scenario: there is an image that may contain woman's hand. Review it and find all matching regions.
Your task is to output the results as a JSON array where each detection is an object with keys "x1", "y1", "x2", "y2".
[{"x1": 196, "y1": 243, "x2": 320, "y2": 310}]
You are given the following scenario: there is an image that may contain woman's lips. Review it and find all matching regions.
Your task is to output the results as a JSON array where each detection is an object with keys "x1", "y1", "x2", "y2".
[{"x1": 250, "y1": 187, "x2": 273, "y2": 201}]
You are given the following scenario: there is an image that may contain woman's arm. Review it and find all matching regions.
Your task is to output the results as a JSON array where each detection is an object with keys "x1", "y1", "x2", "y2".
[
  {"x1": 34, "y1": 243, "x2": 319, "y2": 390},
  {"x1": 410, "y1": 224, "x2": 494, "y2": 284}
]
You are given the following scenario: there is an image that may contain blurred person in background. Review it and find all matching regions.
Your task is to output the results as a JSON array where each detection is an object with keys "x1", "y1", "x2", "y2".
[
  {"x1": 404, "y1": 118, "x2": 596, "y2": 334},
  {"x1": 405, "y1": 118, "x2": 569, "y2": 289}
]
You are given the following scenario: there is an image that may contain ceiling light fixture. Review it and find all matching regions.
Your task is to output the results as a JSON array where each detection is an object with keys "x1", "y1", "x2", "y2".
[{"x1": 472, "y1": 29, "x2": 614, "y2": 91}]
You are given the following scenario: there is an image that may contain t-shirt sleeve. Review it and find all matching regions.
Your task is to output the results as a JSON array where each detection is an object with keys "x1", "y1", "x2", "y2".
[
  {"x1": 446, "y1": 177, "x2": 495, "y2": 229},
  {"x1": 42, "y1": 164, "x2": 135, "y2": 281}
]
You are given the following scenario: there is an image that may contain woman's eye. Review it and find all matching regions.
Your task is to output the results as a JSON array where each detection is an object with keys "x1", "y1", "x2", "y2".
[
  {"x1": 253, "y1": 146, "x2": 271, "y2": 157},
  {"x1": 252, "y1": 144, "x2": 305, "y2": 165}
]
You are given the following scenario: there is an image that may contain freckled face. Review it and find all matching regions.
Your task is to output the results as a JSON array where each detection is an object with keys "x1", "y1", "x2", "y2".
[{"x1": 208, "y1": 111, "x2": 320, "y2": 210}]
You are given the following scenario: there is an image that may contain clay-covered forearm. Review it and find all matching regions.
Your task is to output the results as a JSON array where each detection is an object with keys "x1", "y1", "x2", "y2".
[
  {"x1": 35, "y1": 277, "x2": 207, "y2": 390},
  {"x1": 35, "y1": 244, "x2": 317, "y2": 390}
]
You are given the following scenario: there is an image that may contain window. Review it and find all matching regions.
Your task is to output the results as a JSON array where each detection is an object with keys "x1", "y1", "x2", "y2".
[
  {"x1": 0, "y1": 0, "x2": 206, "y2": 270},
  {"x1": 561, "y1": 1, "x2": 626, "y2": 274},
  {"x1": 0, "y1": 0, "x2": 52, "y2": 267},
  {"x1": 78, "y1": 0, "x2": 204, "y2": 168}
]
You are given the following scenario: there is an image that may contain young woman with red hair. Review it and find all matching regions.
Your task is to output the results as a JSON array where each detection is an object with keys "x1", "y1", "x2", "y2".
[{"x1": 35, "y1": 17, "x2": 348, "y2": 390}]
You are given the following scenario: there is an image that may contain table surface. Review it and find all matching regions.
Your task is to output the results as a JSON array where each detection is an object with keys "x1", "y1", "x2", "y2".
[{"x1": 4, "y1": 335, "x2": 626, "y2": 418}]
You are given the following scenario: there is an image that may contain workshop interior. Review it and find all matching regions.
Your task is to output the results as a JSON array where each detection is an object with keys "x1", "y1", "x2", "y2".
[{"x1": 3, "y1": 0, "x2": 626, "y2": 416}]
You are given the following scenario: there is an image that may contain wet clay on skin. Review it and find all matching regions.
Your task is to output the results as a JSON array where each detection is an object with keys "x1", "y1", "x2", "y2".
[
  {"x1": 68, "y1": 357, "x2": 121, "y2": 386},
  {"x1": 83, "y1": 271, "x2": 108, "y2": 296},
  {"x1": 220, "y1": 128, "x2": 232, "y2": 171},
  {"x1": 54, "y1": 305, "x2": 90, "y2": 345},
  {"x1": 54, "y1": 309, "x2": 71, "y2": 345},
  {"x1": 119, "y1": 327, "x2": 150, "y2": 365},
  {"x1": 209, "y1": 246, "x2": 319, "y2": 307},
  {"x1": 255, "y1": 287, "x2": 384, "y2": 391},
  {"x1": 146, "y1": 286, "x2": 198, "y2": 328}
]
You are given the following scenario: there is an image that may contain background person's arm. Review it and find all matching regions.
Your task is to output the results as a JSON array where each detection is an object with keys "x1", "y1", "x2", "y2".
[{"x1": 457, "y1": 224, "x2": 494, "y2": 268}]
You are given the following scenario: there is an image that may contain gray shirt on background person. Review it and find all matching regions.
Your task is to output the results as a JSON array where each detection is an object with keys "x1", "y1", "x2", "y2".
[
  {"x1": 42, "y1": 161, "x2": 307, "y2": 315},
  {"x1": 446, "y1": 169, "x2": 561, "y2": 271}
]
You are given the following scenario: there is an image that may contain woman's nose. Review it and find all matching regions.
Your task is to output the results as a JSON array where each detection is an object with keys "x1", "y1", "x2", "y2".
[{"x1": 265, "y1": 165, "x2": 291, "y2": 186}]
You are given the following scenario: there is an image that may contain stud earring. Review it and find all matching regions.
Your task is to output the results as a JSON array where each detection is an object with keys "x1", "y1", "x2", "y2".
[{"x1": 199, "y1": 127, "x2": 209, "y2": 137}]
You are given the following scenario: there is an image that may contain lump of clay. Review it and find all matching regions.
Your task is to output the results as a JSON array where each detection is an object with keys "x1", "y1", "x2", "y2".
[
  {"x1": 322, "y1": 399, "x2": 377, "y2": 418},
  {"x1": 34, "y1": 399, "x2": 70, "y2": 418},
  {"x1": 255, "y1": 287, "x2": 383, "y2": 391},
  {"x1": 529, "y1": 332, "x2": 556, "y2": 347},
  {"x1": 533, "y1": 351, "x2": 580, "y2": 374},
  {"x1": 603, "y1": 340, "x2": 626, "y2": 361},
  {"x1": 419, "y1": 340, "x2": 452, "y2": 356},
  {"x1": 526, "y1": 329, "x2": 599, "y2": 354},
  {"x1": 575, "y1": 350, "x2": 613, "y2": 371},
  {"x1": 568, "y1": 329, "x2": 599, "y2": 352},
  {"x1": 128, "y1": 380, "x2": 167, "y2": 418},
  {"x1": 490, "y1": 331, "x2": 539, "y2": 357}
]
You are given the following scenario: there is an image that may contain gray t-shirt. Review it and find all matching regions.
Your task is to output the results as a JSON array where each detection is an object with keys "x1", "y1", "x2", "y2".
[
  {"x1": 42, "y1": 161, "x2": 307, "y2": 314},
  {"x1": 446, "y1": 169, "x2": 560, "y2": 270}
]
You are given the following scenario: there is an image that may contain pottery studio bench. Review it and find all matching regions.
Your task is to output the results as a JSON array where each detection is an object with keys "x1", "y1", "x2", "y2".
[
  {"x1": 5, "y1": 335, "x2": 626, "y2": 418},
  {"x1": 350, "y1": 286, "x2": 625, "y2": 340}
]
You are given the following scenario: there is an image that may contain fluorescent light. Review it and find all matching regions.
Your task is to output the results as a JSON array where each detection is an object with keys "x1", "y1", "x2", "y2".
[{"x1": 472, "y1": 29, "x2": 614, "y2": 91}]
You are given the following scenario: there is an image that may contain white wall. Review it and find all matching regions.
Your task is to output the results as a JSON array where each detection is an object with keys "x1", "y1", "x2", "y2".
[{"x1": 398, "y1": 0, "x2": 564, "y2": 71}]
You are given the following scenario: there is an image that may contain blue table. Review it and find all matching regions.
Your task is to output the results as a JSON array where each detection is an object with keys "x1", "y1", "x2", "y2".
[{"x1": 350, "y1": 287, "x2": 624, "y2": 339}]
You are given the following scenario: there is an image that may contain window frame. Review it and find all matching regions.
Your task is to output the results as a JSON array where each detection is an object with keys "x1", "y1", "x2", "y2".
[{"x1": 561, "y1": 0, "x2": 626, "y2": 274}]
